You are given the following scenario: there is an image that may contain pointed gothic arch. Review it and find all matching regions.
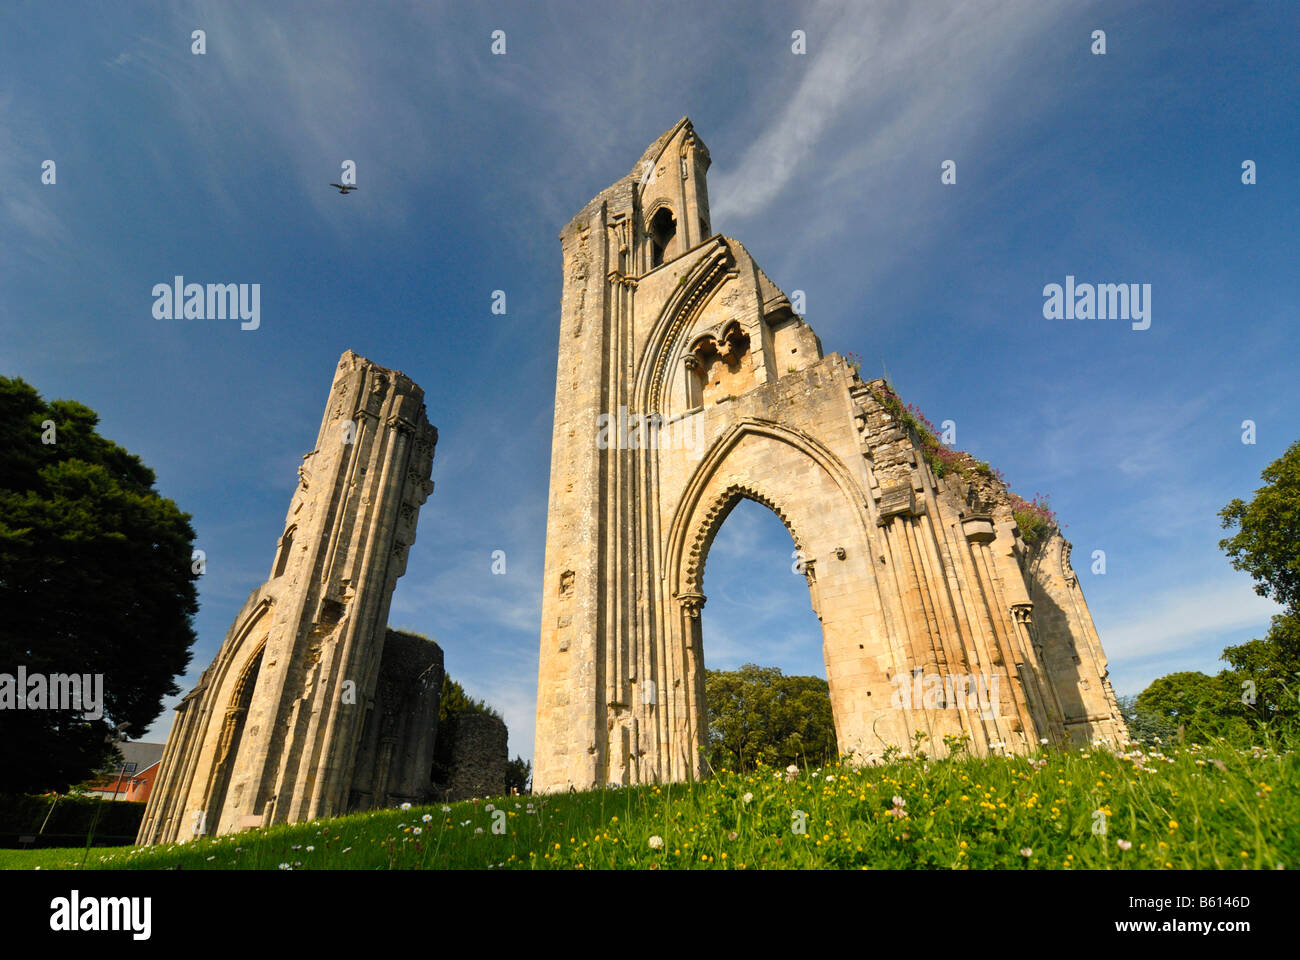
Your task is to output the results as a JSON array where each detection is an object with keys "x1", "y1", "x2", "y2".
[{"x1": 532, "y1": 119, "x2": 1128, "y2": 793}]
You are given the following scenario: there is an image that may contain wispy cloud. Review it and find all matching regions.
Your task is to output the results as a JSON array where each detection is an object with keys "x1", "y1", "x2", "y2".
[
  {"x1": 0, "y1": 92, "x2": 70, "y2": 266},
  {"x1": 1097, "y1": 575, "x2": 1279, "y2": 666},
  {"x1": 711, "y1": 0, "x2": 1076, "y2": 228}
]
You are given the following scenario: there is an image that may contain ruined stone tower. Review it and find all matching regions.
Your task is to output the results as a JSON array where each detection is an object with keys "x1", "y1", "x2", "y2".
[
  {"x1": 532, "y1": 118, "x2": 1126, "y2": 792},
  {"x1": 139, "y1": 351, "x2": 439, "y2": 843}
]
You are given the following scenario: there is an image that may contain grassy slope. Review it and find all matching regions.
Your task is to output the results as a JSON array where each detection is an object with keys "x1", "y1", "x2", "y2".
[{"x1": 3, "y1": 739, "x2": 1296, "y2": 870}]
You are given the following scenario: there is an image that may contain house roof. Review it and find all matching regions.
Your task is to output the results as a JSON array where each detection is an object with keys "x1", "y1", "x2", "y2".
[{"x1": 108, "y1": 741, "x2": 165, "y2": 772}]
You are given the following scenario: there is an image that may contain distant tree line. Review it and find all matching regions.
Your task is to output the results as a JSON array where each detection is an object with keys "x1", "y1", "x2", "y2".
[{"x1": 1125, "y1": 439, "x2": 1300, "y2": 745}]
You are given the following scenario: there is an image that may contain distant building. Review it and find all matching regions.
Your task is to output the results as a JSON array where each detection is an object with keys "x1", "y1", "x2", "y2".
[{"x1": 84, "y1": 742, "x2": 165, "y2": 803}]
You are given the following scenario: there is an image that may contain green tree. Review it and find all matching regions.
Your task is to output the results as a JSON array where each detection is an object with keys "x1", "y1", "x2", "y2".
[
  {"x1": 1116, "y1": 694, "x2": 1178, "y2": 746},
  {"x1": 505, "y1": 756, "x2": 532, "y2": 794},
  {"x1": 1133, "y1": 672, "x2": 1247, "y2": 743},
  {"x1": 1221, "y1": 614, "x2": 1300, "y2": 728},
  {"x1": 704, "y1": 664, "x2": 837, "y2": 772},
  {"x1": 1217, "y1": 440, "x2": 1300, "y2": 735},
  {"x1": 1219, "y1": 439, "x2": 1300, "y2": 611},
  {"x1": 0, "y1": 377, "x2": 199, "y2": 792},
  {"x1": 1132, "y1": 440, "x2": 1300, "y2": 745}
]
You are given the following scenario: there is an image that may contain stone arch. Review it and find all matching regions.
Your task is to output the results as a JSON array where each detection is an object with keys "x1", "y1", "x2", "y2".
[
  {"x1": 666, "y1": 417, "x2": 874, "y2": 599},
  {"x1": 201, "y1": 642, "x2": 265, "y2": 830},
  {"x1": 634, "y1": 238, "x2": 735, "y2": 415},
  {"x1": 660, "y1": 418, "x2": 892, "y2": 776},
  {"x1": 273, "y1": 524, "x2": 296, "y2": 579},
  {"x1": 645, "y1": 204, "x2": 678, "y2": 269},
  {"x1": 533, "y1": 120, "x2": 1126, "y2": 793},
  {"x1": 679, "y1": 482, "x2": 803, "y2": 597},
  {"x1": 172, "y1": 591, "x2": 275, "y2": 836}
]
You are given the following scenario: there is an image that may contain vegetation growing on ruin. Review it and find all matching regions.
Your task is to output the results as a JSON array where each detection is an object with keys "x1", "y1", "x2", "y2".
[
  {"x1": 5, "y1": 735, "x2": 1295, "y2": 871},
  {"x1": 863, "y1": 378, "x2": 1058, "y2": 546}
]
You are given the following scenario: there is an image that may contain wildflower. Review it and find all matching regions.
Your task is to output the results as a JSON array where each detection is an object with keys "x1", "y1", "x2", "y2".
[
  {"x1": 826, "y1": 775, "x2": 835, "y2": 783},
  {"x1": 1112, "y1": 839, "x2": 1128, "y2": 851},
  {"x1": 441, "y1": 805, "x2": 451, "y2": 812},
  {"x1": 422, "y1": 813, "x2": 433, "y2": 822},
  {"x1": 305, "y1": 845, "x2": 315, "y2": 852},
  {"x1": 413, "y1": 827, "x2": 423, "y2": 836},
  {"x1": 486, "y1": 804, "x2": 495, "y2": 812},
  {"x1": 648, "y1": 835, "x2": 664, "y2": 850},
  {"x1": 342, "y1": 847, "x2": 352, "y2": 854},
  {"x1": 401, "y1": 802, "x2": 412, "y2": 810},
  {"x1": 1039, "y1": 738, "x2": 1048, "y2": 745},
  {"x1": 475, "y1": 828, "x2": 484, "y2": 835},
  {"x1": 1020, "y1": 848, "x2": 1033, "y2": 858},
  {"x1": 278, "y1": 863, "x2": 292, "y2": 870},
  {"x1": 892, "y1": 795, "x2": 906, "y2": 808},
  {"x1": 743, "y1": 792, "x2": 754, "y2": 804}
]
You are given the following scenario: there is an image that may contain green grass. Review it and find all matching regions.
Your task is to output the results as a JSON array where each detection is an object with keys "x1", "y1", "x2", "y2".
[{"x1": 5, "y1": 737, "x2": 1297, "y2": 870}]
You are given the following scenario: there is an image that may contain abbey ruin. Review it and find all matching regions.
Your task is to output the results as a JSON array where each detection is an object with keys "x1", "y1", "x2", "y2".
[
  {"x1": 140, "y1": 120, "x2": 1128, "y2": 832},
  {"x1": 139, "y1": 352, "x2": 446, "y2": 843},
  {"x1": 531, "y1": 118, "x2": 1127, "y2": 792}
]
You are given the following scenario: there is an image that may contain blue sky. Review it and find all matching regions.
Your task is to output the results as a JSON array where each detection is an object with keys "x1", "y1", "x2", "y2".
[{"x1": 2, "y1": 1, "x2": 1296, "y2": 762}]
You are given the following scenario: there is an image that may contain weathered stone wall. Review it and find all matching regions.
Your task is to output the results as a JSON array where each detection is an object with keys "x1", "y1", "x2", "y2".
[
  {"x1": 437, "y1": 713, "x2": 507, "y2": 801},
  {"x1": 139, "y1": 352, "x2": 439, "y2": 843},
  {"x1": 533, "y1": 118, "x2": 1127, "y2": 792},
  {"x1": 348, "y1": 629, "x2": 443, "y2": 812}
]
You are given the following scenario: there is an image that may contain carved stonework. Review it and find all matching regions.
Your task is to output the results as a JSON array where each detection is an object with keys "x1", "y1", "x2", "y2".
[
  {"x1": 533, "y1": 118, "x2": 1128, "y2": 792},
  {"x1": 138, "y1": 351, "x2": 439, "y2": 844},
  {"x1": 677, "y1": 592, "x2": 706, "y2": 619},
  {"x1": 1062, "y1": 540, "x2": 1078, "y2": 586}
]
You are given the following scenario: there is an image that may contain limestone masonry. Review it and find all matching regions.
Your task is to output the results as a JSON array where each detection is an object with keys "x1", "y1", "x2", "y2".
[
  {"x1": 532, "y1": 118, "x2": 1127, "y2": 792},
  {"x1": 139, "y1": 351, "x2": 439, "y2": 843}
]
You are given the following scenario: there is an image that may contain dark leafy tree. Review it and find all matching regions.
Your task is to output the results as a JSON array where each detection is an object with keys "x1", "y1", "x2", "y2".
[
  {"x1": 1133, "y1": 672, "x2": 1246, "y2": 744},
  {"x1": 505, "y1": 756, "x2": 532, "y2": 795},
  {"x1": 1131, "y1": 441, "x2": 1300, "y2": 745},
  {"x1": 1219, "y1": 439, "x2": 1300, "y2": 612},
  {"x1": 0, "y1": 377, "x2": 198, "y2": 792},
  {"x1": 705, "y1": 664, "x2": 838, "y2": 772}
]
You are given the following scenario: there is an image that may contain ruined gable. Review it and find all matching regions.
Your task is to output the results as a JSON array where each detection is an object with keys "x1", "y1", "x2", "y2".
[{"x1": 533, "y1": 119, "x2": 1127, "y2": 792}]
